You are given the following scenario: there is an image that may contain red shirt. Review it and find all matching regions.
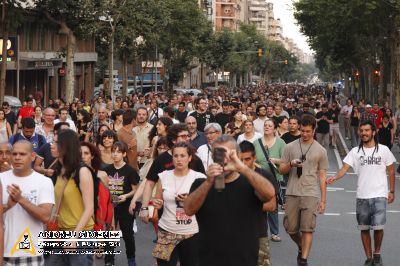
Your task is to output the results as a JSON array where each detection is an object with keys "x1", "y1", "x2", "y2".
[
  {"x1": 18, "y1": 106, "x2": 34, "y2": 119},
  {"x1": 371, "y1": 109, "x2": 383, "y2": 128}
]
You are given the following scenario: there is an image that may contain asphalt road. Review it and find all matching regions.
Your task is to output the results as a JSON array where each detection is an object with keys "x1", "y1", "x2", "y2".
[{"x1": 95, "y1": 133, "x2": 400, "y2": 266}]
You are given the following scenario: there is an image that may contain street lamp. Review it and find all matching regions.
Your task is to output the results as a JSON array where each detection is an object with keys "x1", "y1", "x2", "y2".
[{"x1": 99, "y1": 15, "x2": 115, "y2": 105}]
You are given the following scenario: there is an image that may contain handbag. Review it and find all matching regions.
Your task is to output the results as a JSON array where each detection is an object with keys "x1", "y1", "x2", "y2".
[
  {"x1": 258, "y1": 139, "x2": 284, "y2": 206},
  {"x1": 149, "y1": 108, "x2": 159, "y2": 126},
  {"x1": 47, "y1": 178, "x2": 68, "y2": 231}
]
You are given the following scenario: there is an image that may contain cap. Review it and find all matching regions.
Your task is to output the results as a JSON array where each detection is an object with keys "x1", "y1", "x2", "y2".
[{"x1": 365, "y1": 104, "x2": 372, "y2": 108}]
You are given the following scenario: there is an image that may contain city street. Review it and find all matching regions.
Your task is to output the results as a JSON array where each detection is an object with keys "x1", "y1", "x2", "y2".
[{"x1": 96, "y1": 139, "x2": 400, "y2": 266}]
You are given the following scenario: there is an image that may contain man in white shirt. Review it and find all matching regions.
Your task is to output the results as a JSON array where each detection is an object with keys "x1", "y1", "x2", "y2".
[
  {"x1": 54, "y1": 107, "x2": 77, "y2": 132},
  {"x1": 2, "y1": 140, "x2": 54, "y2": 265},
  {"x1": 196, "y1": 123, "x2": 222, "y2": 170},
  {"x1": 340, "y1": 99, "x2": 353, "y2": 140},
  {"x1": 327, "y1": 121, "x2": 395, "y2": 266},
  {"x1": 133, "y1": 107, "x2": 153, "y2": 168},
  {"x1": 254, "y1": 105, "x2": 268, "y2": 134}
]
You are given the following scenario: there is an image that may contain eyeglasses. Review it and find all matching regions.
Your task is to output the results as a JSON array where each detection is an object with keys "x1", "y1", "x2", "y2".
[
  {"x1": 177, "y1": 134, "x2": 190, "y2": 139},
  {"x1": 205, "y1": 131, "x2": 218, "y2": 135}
]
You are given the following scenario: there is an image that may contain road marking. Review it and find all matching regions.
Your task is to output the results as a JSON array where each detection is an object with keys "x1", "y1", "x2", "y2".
[
  {"x1": 327, "y1": 187, "x2": 344, "y2": 191},
  {"x1": 323, "y1": 213, "x2": 341, "y2": 216},
  {"x1": 387, "y1": 210, "x2": 400, "y2": 213},
  {"x1": 337, "y1": 130, "x2": 350, "y2": 154},
  {"x1": 345, "y1": 190, "x2": 357, "y2": 193},
  {"x1": 333, "y1": 147, "x2": 343, "y2": 169},
  {"x1": 346, "y1": 212, "x2": 356, "y2": 215}
]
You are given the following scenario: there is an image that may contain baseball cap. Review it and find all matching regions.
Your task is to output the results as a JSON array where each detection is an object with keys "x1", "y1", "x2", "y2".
[{"x1": 365, "y1": 104, "x2": 372, "y2": 108}]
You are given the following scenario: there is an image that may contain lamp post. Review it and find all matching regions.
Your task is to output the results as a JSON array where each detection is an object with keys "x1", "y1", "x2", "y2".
[{"x1": 99, "y1": 15, "x2": 115, "y2": 105}]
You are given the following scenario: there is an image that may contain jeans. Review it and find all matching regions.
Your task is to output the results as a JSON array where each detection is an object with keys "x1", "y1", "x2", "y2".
[
  {"x1": 44, "y1": 251, "x2": 93, "y2": 266},
  {"x1": 351, "y1": 126, "x2": 359, "y2": 147},
  {"x1": 356, "y1": 197, "x2": 387, "y2": 230},
  {"x1": 267, "y1": 209, "x2": 279, "y2": 235},
  {"x1": 157, "y1": 233, "x2": 199, "y2": 266}
]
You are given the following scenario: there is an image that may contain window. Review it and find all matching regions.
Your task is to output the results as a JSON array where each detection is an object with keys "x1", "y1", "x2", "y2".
[
  {"x1": 24, "y1": 23, "x2": 34, "y2": 51},
  {"x1": 37, "y1": 25, "x2": 45, "y2": 51}
]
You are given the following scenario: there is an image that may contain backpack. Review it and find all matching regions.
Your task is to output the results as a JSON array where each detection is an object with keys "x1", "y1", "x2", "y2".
[{"x1": 73, "y1": 163, "x2": 113, "y2": 231}]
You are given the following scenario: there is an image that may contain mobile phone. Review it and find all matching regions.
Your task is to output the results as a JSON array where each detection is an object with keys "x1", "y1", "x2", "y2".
[{"x1": 212, "y1": 147, "x2": 226, "y2": 191}]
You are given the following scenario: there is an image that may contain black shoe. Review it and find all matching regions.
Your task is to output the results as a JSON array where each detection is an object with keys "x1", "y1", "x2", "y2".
[
  {"x1": 373, "y1": 254, "x2": 382, "y2": 266},
  {"x1": 298, "y1": 258, "x2": 308, "y2": 266},
  {"x1": 297, "y1": 251, "x2": 302, "y2": 265},
  {"x1": 364, "y1": 258, "x2": 372, "y2": 266}
]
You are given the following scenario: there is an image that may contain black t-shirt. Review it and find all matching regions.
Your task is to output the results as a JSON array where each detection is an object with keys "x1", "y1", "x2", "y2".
[
  {"x1": 255, "y1": 167, "x2": 277, "y2": 238},
  {"x1": 316, "y1": 111, "x2": 331, "y2": 134},
  {"x1": 281, "y1": 132, "x2": 301, "y2": 144},
  {"x1": 146, "y1": 151, "x2": 205, "y2": 182},
  {"x1": 190, "y1": 111, "x2": 216, "y2": 132},
  {"x1": 190, "y1": 176, "x2": 262, "y2": 266},
  {"x1": 5, "y1": 111, "x2": 16, "y2": 129},
  {"x1": 105, "y1": 163, "x2": 140, "y2": 214},
  {"x1": 215, "y1": 112, "x2": 231, "y2": 130},
  {"x1": 176, "y1": 110, "x2": 188, "y2": 123},
  {"x1": 329, "y1": 108, "x2": 340, "y2": 123},
  {"x1": 37, "y1": 143, "x2": 55, "y2": 168}
]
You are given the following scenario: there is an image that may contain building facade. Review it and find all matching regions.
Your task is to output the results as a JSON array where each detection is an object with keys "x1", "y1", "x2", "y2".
[{"x1": 1, "y1": 19, "x2": 97, "y2": 105}]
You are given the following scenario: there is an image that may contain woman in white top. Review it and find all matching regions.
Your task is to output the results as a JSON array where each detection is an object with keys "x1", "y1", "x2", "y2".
[
  {"x1": 237, "y1": 120, "x2": 262, "y2": 144},
  {"x1": 0, "y1": 109, "x2": 11, "y2": 142},
  {"x1": 152, "y1": 142, "x2": 205, "y2": 266}
]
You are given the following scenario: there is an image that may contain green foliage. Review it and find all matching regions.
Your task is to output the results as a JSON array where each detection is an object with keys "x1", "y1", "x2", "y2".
[{"x1": 294, "y1": 0, "x2": 399, "y2": 76}]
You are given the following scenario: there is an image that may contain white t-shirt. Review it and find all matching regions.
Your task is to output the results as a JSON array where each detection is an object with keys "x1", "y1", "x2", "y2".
[
  {"x1": 196, "y1": 144, "x2": 213, "y2": 170},
  {"x1": 2, "y1": 170, "x2": 55, "y2": 257},
  {"x1": 158, "y1": 169, "x2": 206, "y2": 235},
  {"x1": 253, "y1": 117, "x2": 267, "y2": 134},
  {"x1": 237, "y1": 132, "x2": 262, "y2": 144},
  {"x1": 343, "y1": 144, "x2": 396, "y2": 199},
  {"x1": 54, "y1": 118, "x2": 77, "y2": 132}
]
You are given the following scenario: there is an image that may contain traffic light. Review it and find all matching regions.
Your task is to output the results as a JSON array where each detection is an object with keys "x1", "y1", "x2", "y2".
[
  {"x1": 374, "y1": 70, "x2": 380, "y2": 76},
  {"x1": 284, "y1": 60, "x2": 288, "y2": 65},
  {"x1": 258, "y1": 48, "x2": 263, "y2": 57}
]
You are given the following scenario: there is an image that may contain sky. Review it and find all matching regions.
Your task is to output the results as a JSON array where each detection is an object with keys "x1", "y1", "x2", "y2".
[{"x1": 271, "y1": 0, "x2": 312, "y2": 54}]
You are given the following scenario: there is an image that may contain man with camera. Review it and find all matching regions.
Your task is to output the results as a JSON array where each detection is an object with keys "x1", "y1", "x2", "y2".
[
  {"x1": 279, "y1": 115, "x2": 328, "y2": 266},
  {"x1": 184, "y1": 135, "x2": 276, "y2": 266}
]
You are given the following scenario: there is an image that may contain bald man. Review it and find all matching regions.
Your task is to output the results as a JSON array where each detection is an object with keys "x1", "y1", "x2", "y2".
[
  {"x1": 87, "y1": 107, "x2": 111, "y2": 143},
  {"x1": 0, "y1": 142, "x2": 12, "y2": 173},
  {"x1": 185, "y1": 116, "x2": 207, "y2": 150},
  {"x1": 2, "y1": 140, "x2": 54, "y2": 264},
  {"x1": 35, "y1": 107, "x2": 56, "y2": 143}
]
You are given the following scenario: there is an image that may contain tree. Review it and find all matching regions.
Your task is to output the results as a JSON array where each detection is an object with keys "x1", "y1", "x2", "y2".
[
  {"x1": 0, "y1": 0, "x2": 28, "y2": 102},
  {"x1": 35, "y1": 0, "x2": 99, "y2": 103}
]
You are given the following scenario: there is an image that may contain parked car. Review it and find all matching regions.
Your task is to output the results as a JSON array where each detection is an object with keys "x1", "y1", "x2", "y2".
[{"x1": 4, "y1": 95, "x2": 22, "y2": 114}]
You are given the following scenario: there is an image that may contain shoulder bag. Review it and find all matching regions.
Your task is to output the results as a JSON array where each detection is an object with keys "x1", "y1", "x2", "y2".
[{"x1": 258, "y1": 139, "x2": 284, "y2": 206}]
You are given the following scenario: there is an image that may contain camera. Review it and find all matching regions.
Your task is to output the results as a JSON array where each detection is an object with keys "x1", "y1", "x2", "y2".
[{"x1": 296, "y1": 155, "x2": 306, "y2": 178}]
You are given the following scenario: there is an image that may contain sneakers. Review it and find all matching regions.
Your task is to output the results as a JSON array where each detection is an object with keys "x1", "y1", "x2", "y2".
[
  {"x1": 270, "y1": 234, "x2": 281, "y2": 242},
  {"x1": 373, "y1": 254, "x2": 382, "y2": 266}
]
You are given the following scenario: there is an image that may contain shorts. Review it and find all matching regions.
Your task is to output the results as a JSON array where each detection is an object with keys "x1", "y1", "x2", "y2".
[
  {"x1": 258, "y1": 237, "x2": 272, "y2": 266},
  {"x1": 283, "y1": 196, "x2": 319, "y2": 234},
  {"x1": 356, "y1": 197, "x2": 387, "y2": 230},
  {"x1": 329, "y1": 123, "x2": 340, "y2": 136}
]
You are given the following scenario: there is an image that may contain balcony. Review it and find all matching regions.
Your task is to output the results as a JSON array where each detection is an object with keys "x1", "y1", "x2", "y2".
[
  {"x1": 249, "y1": 17, "x2": 265, "y2": 22},
  {"x1": 249, "y1": 6, "x2": 266, "y2": 12}
]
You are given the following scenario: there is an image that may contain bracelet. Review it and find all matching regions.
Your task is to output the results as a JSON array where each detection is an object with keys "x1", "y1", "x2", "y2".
[{"x1": 140, "y1": 207, "x2": 149, "y2": 211}]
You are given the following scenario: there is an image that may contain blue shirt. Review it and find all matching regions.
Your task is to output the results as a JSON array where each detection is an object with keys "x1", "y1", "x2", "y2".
[{"x1": 190, "y1": 131, "x2": 207, "y2": 151}]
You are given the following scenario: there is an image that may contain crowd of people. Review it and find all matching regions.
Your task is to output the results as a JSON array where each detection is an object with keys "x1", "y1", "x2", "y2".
[{"x1": 0, "y1": 83, "x2": 396, "y2": 266}]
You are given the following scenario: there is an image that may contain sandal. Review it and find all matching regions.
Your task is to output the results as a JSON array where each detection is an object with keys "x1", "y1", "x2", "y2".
[{"x1": 271, "y1": 234, "x2": 281, "y2": 242}]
